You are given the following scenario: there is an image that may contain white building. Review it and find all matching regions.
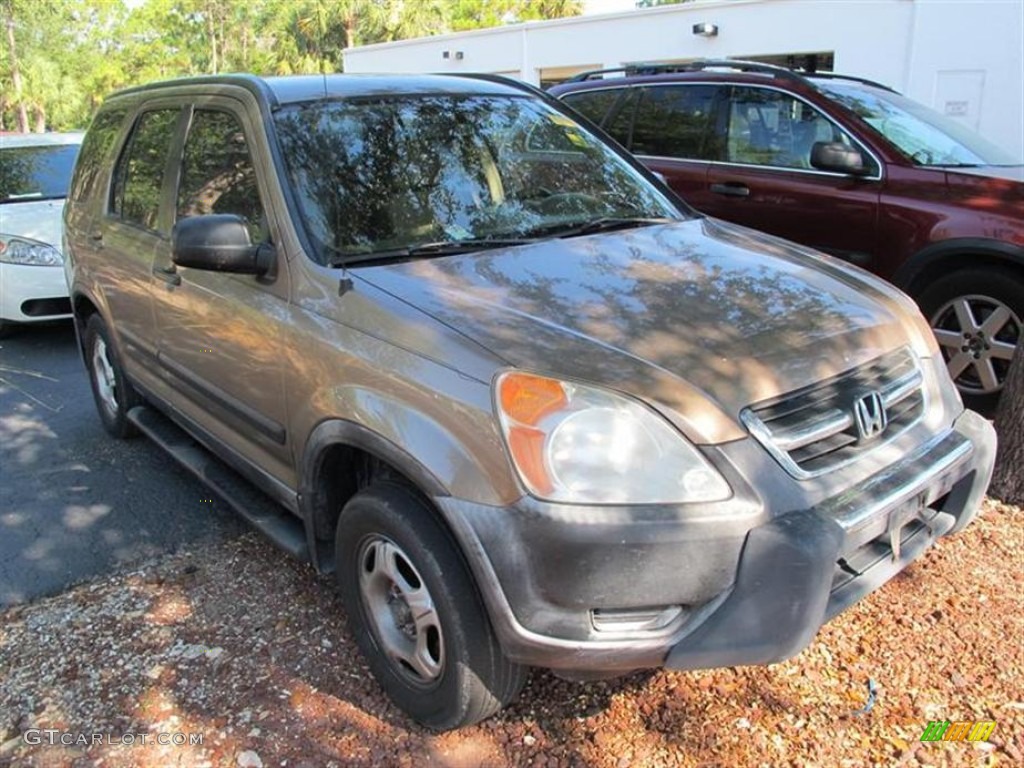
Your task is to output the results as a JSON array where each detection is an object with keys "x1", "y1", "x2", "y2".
[{"x1": 342, "y1": 0, "x2": 1024, "y2": 156}]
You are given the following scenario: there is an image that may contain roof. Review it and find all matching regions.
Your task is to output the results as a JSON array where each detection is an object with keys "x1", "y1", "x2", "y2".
[
  {"x1": 0, "y1": 132, "x2": 85, "y2": 148},
  {"x1": 108, "y1": 73, "x2": 531, "y2": 108}
]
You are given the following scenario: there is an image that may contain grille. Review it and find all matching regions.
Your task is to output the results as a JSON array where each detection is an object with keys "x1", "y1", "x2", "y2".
[{"x1": 742, "y1": 347, "x2": 925, "y2": 478}]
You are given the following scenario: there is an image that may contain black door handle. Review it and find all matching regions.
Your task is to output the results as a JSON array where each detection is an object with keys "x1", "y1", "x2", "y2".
[
  {"x1": 153, "y1": 265, "x2": 181, "y2": 286},
  {"x1": 710, "y1": 182, "x2": 751, "y2": 198}
]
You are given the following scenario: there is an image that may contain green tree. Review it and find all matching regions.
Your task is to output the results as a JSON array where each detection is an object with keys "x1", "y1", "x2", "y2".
[
  {"x1": 451, "y1": 0, "x2": 582, "y2": 30},
  {"x1": 635, "y1": 0, "x2": 694, "y2": 7},
  {"x1": 0, "y1": 0, "x2": 590, "y2": 132}
]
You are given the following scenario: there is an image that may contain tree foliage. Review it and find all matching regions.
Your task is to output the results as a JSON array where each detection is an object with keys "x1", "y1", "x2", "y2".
[{"x1": 0, "y1": 0, "x2": 583, "y2": 132}]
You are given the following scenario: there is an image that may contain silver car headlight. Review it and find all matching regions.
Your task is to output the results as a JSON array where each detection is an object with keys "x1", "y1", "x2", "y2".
[
  {"x1": 494, "y1": 371, "x2": 731, "y2": 504},
  {"x1": 0, "y1": 235, "x2": 63, "y2": 266}
]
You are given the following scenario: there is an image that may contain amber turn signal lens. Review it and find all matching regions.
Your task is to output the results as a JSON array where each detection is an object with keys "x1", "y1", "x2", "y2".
[
  {"x1": 506, "y1": 425, "x2": 553, "y2": 495},
  {"x1": 498, "y1": 373, "x2": 568, "y2": 427}
]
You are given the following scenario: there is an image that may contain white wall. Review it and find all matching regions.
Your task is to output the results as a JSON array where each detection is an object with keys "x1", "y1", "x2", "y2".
[
  {"x1": 343, "y1": 0, "x2": 1023, "y2": 155},
  {"x1": 903, "y1": 0, "x2": 1024, "y2": 157}
]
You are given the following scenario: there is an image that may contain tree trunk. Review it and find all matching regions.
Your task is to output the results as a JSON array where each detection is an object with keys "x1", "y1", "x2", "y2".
[
  {"x1": 32, "y1": 103, "x2": 44, "y2": 133},
  {"x1": 344, "y1": 14, "x2": 356, "y2": 49},
  {"x1": 990, "y1": 344, "x2": 1024, "y2": 505},
  {"x1": 3, "y1": 10, "x2": 29, "y2": 132},
  {"x1": 206, "y1": 8, "x2": 218, "y2": 73}
]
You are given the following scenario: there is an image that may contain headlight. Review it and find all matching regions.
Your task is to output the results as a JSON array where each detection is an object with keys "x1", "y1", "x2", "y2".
[
  {"x1": 494, "y1": 371, "x2": 731, "y2": 504},
  {"x1": 0, "y1": 235, "x2": 63, "y2": 266}
]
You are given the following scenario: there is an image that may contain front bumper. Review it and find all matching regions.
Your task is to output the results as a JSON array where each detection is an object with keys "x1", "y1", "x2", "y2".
[
  {"x1": 0, "y1": 262, "x2": 72, "y2": 323},
  {"x1": 437, "y1": 409, "x2": 995, "y2": 673}
]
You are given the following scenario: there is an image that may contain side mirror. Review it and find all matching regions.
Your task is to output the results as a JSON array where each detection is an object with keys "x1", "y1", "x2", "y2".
[
  {"x1": 171, "y1": 214, "x2": 274, "y2": 275},
  {"x1": 810, "y1": 142, "x2": 870, "y2": 176}
]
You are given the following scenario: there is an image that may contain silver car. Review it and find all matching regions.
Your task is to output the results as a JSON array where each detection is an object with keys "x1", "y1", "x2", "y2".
[{"x1": 0, "y1": 132, "x2": 82, "y2": 336}]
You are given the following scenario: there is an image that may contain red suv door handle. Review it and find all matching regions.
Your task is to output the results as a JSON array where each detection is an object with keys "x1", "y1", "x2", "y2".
[{"x1": 710, "y1": 183, "x2": 750, "y2": 198}]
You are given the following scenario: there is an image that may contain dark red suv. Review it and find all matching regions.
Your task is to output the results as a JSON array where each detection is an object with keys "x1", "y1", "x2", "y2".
[{"x1": 550, "y1": 60, "x2": 1024, "y2": 413}]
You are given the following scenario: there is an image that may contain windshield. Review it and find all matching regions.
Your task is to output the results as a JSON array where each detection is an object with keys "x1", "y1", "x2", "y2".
[
  {"x1": 0, "y1": 144, "x2": 81, "y2": 203},
  {"x1": 820, "y1": 82, "x2": 1022, "y2": 167},
  {"x1": 273, "y1": 94, "x2": 683, "y2": 262}
]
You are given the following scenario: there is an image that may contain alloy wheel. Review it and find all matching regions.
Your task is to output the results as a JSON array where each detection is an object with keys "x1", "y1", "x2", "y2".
[{"x1": 931, "y1": 294, "x2": 1020, "y2": 395}]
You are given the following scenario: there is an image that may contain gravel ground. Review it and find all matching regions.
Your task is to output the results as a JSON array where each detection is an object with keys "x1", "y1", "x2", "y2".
[{"x1": 0, "y1": 498, "x2": 1021, "y2": 768}]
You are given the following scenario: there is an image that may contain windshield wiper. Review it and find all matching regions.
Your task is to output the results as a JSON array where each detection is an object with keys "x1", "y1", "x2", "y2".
[
  {"x1": 335, "y1": 238, "x2": 536, "y2": 267},
  {"x1": 530, "y1": 217, "x2": 675, "y2": 239}
]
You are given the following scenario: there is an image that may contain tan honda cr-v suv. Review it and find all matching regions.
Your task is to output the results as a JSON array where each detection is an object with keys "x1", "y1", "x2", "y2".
[{"x1": 65, "y1": 73, "x2": 996, "y2": 730}]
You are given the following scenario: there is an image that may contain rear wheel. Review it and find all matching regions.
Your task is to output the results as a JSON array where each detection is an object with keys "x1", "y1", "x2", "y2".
[
  {"x1": 84, "y1": 314, "x2": 140, "y2": 438},
  {"x1": 917, "y1": 267, "x2": 1024, "y2": 415},
  {"x1": 334, "y1": 482, "x2": 527, "y2": 730}
]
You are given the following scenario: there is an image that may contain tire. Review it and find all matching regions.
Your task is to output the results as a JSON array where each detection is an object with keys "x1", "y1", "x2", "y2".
[
  {"x1": 334, "y1": 482, "x2": 527, "y2": 730},
  {"x1": 0, "y1": 320, "x2": 14, "y2": 339},
  {"x1": 916, "y1": 267, "x2": 1024, "y2": 416},
  {"x1": 84, "y1": 314, "x2": 140, "y2": 438}
]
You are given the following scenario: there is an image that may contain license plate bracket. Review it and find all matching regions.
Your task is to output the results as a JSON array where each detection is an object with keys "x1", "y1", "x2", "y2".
[{"x1": 888, "y1": 493, "x2": 926, "y2": 561}]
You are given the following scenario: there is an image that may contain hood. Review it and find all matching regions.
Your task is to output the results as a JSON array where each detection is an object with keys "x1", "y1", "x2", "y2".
[
  {"x1": 359, "y1": 219, "x2": 917, "y2": 444},
  {"x1": 944, "y1": 165, "x2": 1024, "y2": 184},
  {"x1": 0, "y1": 198, "x2": 67, "y2": 254}
]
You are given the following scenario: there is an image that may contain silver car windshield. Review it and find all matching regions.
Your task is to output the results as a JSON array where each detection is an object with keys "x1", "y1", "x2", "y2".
[
  {"x1": 273, "y1": 94, "x2": 684, "y2": 263},
  {"x1": 0, "y1": 145, "x2": 80, "y2": 203},
  {"x1": 820, "y1": 82, "x2": 1022, "y2": 167}
]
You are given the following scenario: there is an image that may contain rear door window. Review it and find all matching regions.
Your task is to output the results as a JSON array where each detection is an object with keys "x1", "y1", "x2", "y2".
[
  {"x1": 110, "y1": 108, "x2": 180, "y2": 231},
  {"x1": 603, "y1": 88, "x2": 639, "y2": 148},
  {"x1": 631, "y1": 85, "x2": 721, "y2": 160}
]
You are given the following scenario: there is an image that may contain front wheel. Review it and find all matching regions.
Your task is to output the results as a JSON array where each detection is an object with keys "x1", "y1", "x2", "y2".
[
  {"x1": 917, "y1": 267, "x2": 1024, "y2": 415},
  {"x1": 84, "y1": 314, "x2": 140, "y2": 438},
  {"x1": 334, "y1": 483, "x2": 527, "y2": 730}
]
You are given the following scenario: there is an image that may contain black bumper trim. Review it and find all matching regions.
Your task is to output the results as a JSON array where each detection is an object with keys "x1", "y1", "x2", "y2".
[{"x1": 664, "y1": 509, "x2": 843, "y2": 670}]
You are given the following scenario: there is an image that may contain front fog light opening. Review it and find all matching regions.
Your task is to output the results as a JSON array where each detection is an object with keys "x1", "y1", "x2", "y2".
[{"x1": 591, "y1": 605, "x2": 685, "y2": 634}]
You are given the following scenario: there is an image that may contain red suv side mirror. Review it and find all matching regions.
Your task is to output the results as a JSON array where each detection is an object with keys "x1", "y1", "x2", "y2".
[{"x1": 810, "y1": 142, "x2": 870, "y2": 176}]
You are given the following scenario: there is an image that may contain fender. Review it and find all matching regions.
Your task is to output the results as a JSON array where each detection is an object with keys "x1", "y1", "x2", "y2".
[{"x1": 892, "y1": 238, "x2": 1024, "y2": 292}]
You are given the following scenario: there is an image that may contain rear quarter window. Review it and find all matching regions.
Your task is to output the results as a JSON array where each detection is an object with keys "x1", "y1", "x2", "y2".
[
  {"x1": 70, "y1": 109, "x2": 127, "y2": 203},
  {"x1": 560, "y1": 89, "x2": 621, "y2": 126}
]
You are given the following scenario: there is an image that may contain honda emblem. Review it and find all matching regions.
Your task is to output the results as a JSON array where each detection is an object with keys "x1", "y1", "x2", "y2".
[{"x1": 854, "y1": 391, "x2": 887, "y2": 441}]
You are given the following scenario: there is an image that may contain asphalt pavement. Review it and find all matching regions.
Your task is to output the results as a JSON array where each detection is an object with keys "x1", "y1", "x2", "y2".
[{"x1": 0, "y1": 321, "x2": 244, "y2": 608}]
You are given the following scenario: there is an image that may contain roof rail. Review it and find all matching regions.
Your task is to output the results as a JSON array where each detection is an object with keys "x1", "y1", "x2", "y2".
[
  {"x1": 565, "y1": 59, "x2": 897, "y2": 94},
  {"x1": 799, "y1": 70, "x2": 898, "y2": 93},
  {"x1": 566, "y1": 59, "x2": 810, "y2": 85}
]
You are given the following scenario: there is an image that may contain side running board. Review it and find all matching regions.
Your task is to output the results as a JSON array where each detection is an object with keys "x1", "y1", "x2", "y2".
[{"x1": 127, "y1": 405, "x2": 310, "y2": 563}]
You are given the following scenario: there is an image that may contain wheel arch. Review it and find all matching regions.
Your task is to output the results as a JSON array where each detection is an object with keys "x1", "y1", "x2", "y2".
[
  {"x1": 892, "y1": 238, "x2": 1024, "y2": 296},
  {"x1": 299, "y1": 418, "x2": 452, "y2": 571},
  {"x1": 71, "y1": 290, "x2": 103, "y2": 356}
]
